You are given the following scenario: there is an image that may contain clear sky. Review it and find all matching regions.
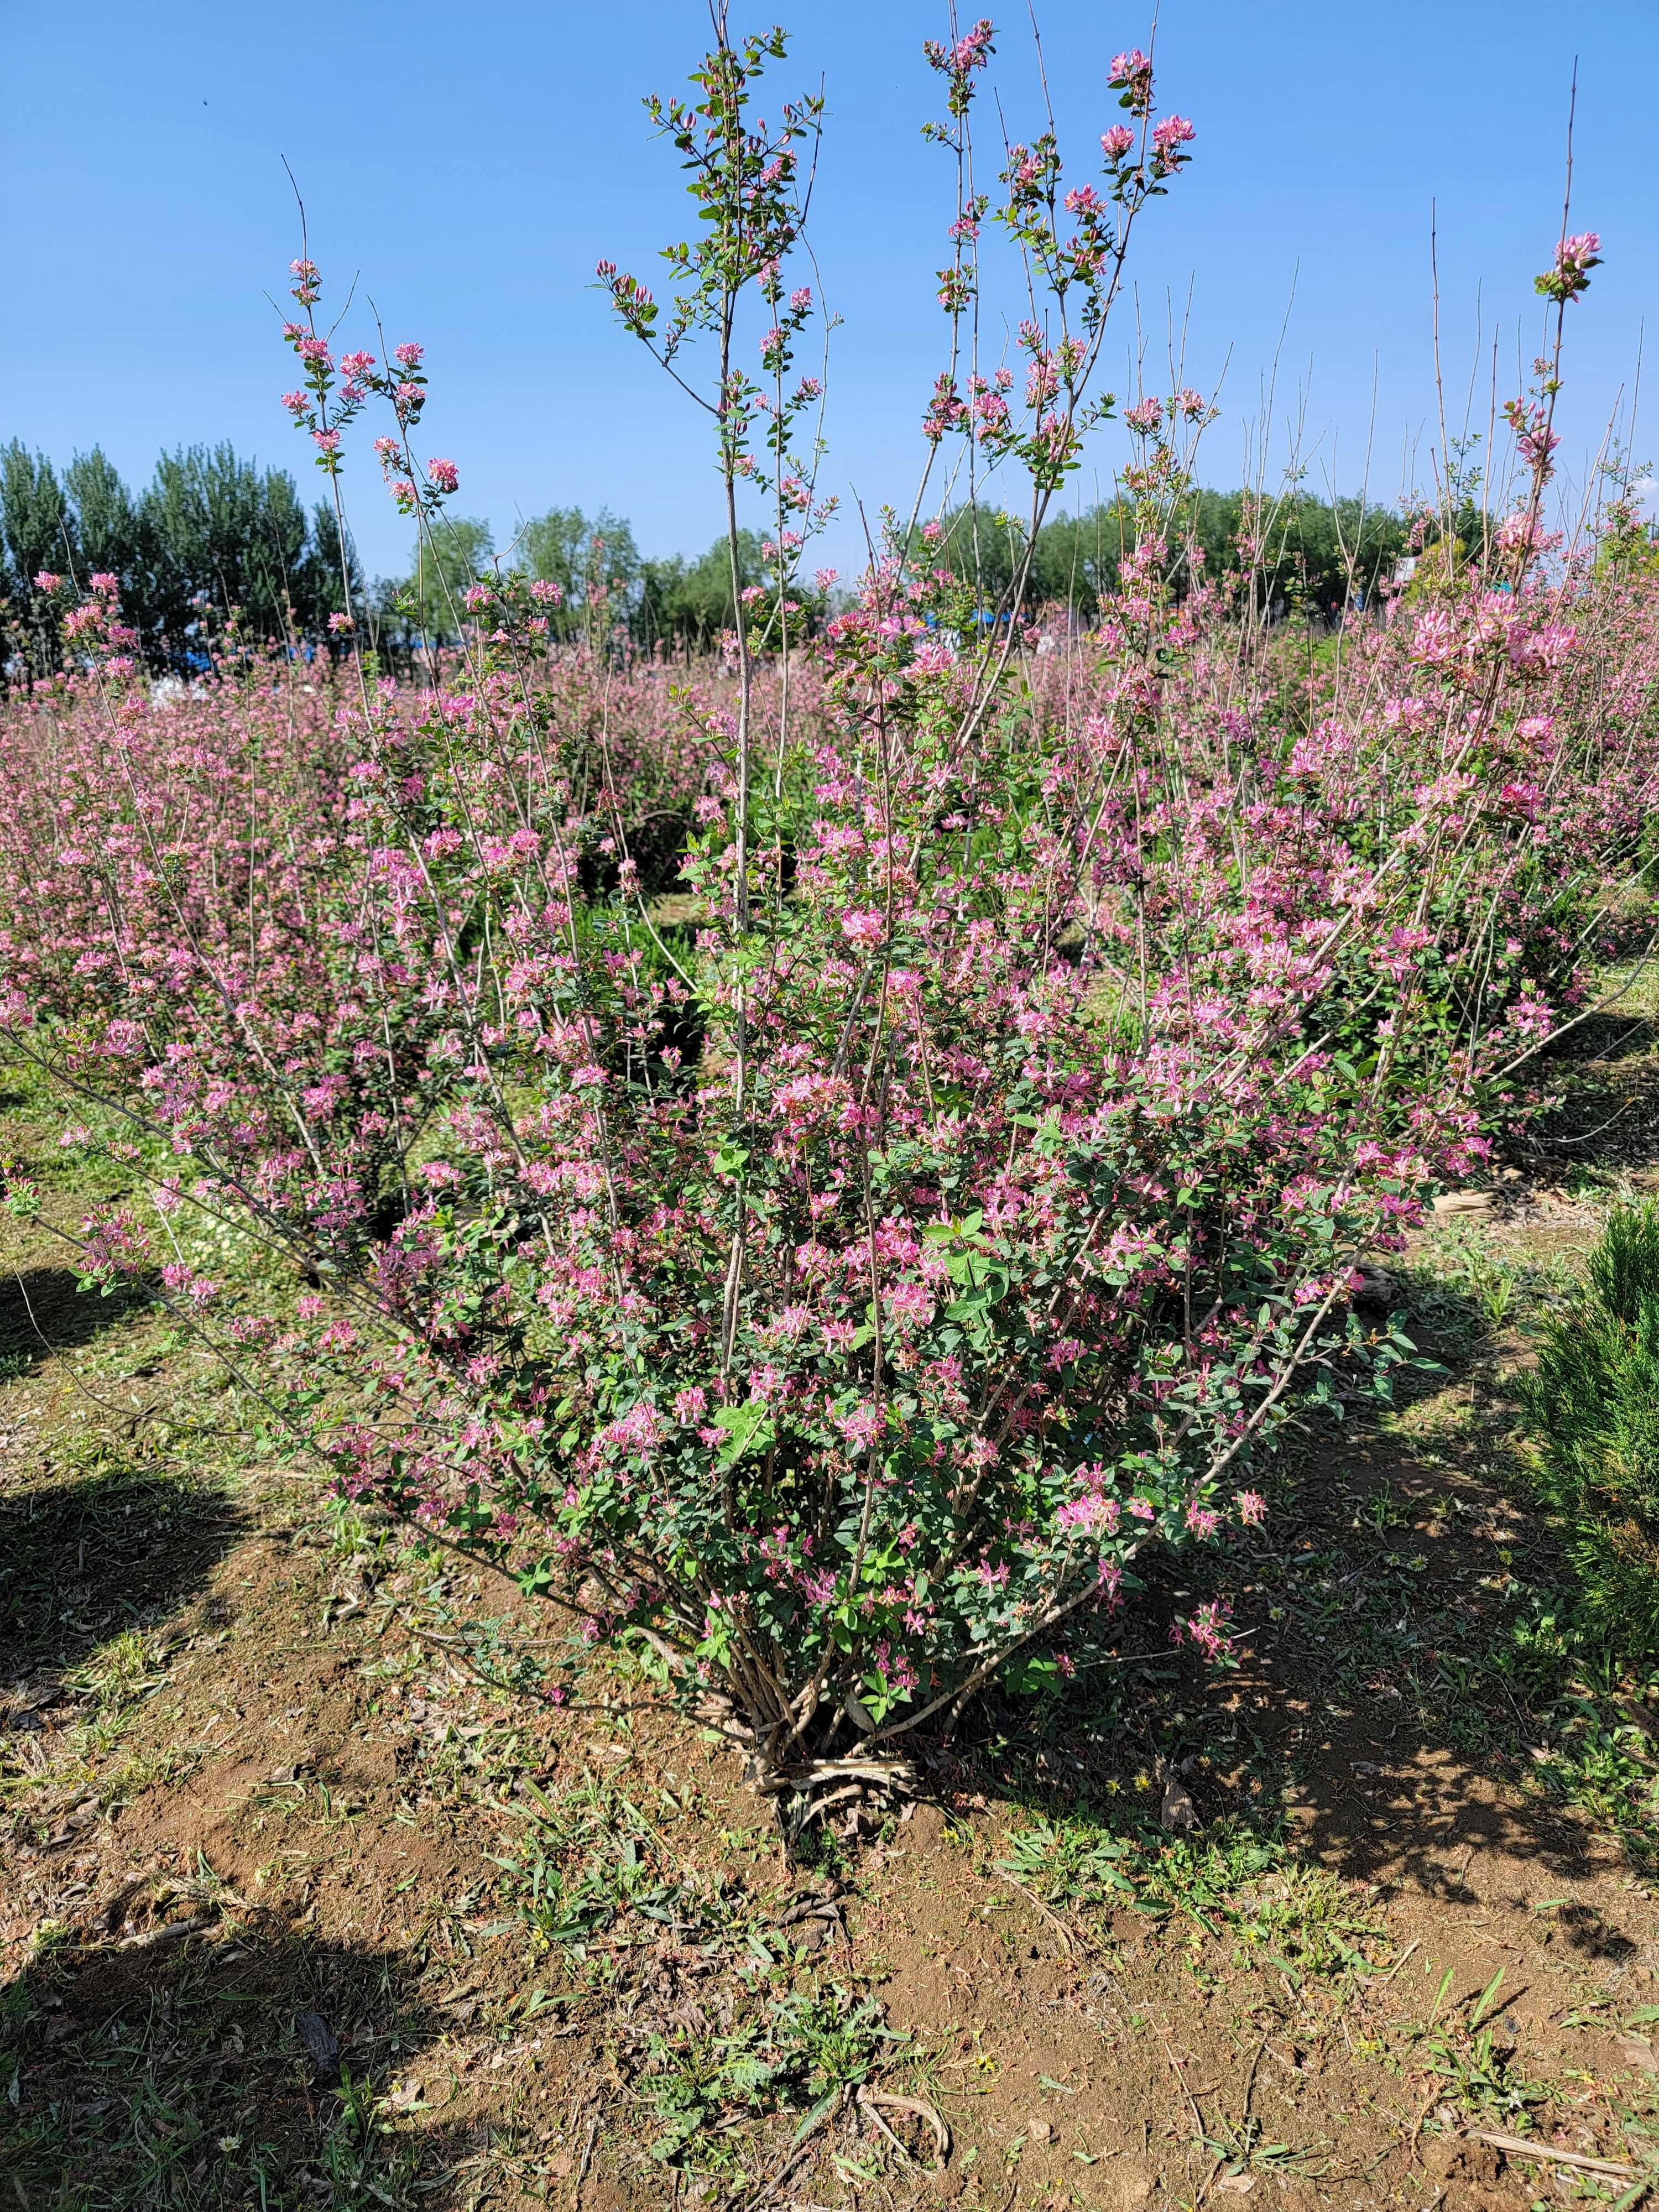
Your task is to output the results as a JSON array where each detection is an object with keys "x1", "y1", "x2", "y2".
[{"x1": 4, "y1": 1, "x2": 1655, "y2": 583}]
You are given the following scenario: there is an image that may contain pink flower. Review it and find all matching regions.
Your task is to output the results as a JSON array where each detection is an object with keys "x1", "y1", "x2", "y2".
[
  {"x1": 1536, "y1": 231, "x2": 1601, "y2": 304},
  {"x1": 840, "y1": 907, "x2": 886, "y2": 950},
  {"x1": 1100, "y1": 124, "x2": 1135, "y2": 161},
  {"x1": 394, "y1": 341, "x2": 425, "y2": 367},
  {"x1": 1496, "y1": 509, "x2": 1543, "y2": 553},
  {"x1": 1172, "y1": 1599, "x2": 1233, "y2": 1660},
  {"x1": 1411, "y1": 607, "x2": 1459, "y2": 665},
  {"x1": 838, "y1": 1401, "x2": 886, "y2": 1452},
  {"x1": 1057, "y1": 1493, "x2": 1120, "y2": 1535},
  {"x1": 884, "y1": 1279, "x2": 935, "y2": 1328},
  {"x1": 33, "y1": 572, "x2": 61, "y2": 592},
  {"x1": 427, "y1": 457, "x2": 460, "y2": 494},
  {"x1": 952, "y1": 21, "x2": 993, "y2": 70},
  {"x1": 926, "y1": 18, "x2": 994, "y2": 76}
]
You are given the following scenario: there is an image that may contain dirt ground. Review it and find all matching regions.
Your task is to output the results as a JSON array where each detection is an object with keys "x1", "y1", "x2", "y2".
[{"x1": 5, "y1": 1020, "x2": 1659, "y2": 2211}]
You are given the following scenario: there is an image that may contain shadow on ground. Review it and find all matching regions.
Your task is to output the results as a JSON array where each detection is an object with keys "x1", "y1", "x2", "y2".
[
  {"x1": 1525, "y1": 1008, "x2": 1659, "y2": 1175},
  {"x1": 952, "y1": 1331, "x2": 1650, "y2": 1947},
  {"x1": 0, "y1": 1459, "x2": 248, "y2": 1681},
  {"x1": 1, "y1": 1923, "x2": 482, "y2": 2211},
  {"x1": 0, "y1": 1265, "x2": 146, "y2": 1375}
]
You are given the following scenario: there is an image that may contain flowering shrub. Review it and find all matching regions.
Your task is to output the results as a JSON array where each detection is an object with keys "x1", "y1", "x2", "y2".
[{"x1": 1, "y1": 17, "x2": 1656, "y2": 1804}]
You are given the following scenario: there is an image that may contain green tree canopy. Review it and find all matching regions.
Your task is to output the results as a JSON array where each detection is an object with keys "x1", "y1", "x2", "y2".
[
  {"x1": 923, "y1": 488, "x2": 1407, "y2": 623},
  {"x1": 373, "y1": 515, "x2": 495, "y2": 649},
  {"x1": 1, "y1": 440, "x2": 359, "y2": 676},
  {"x1": 0, "y1": 443, "x2": 75, "y2": 672},
  {"x1": 517, "y1": 505, "x2": 641, "y2": 643},
  {"x1": 635, "y1": 530, "x2": 761, "y2": 652}
]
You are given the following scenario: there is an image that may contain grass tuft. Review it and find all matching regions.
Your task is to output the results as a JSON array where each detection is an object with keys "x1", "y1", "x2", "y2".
[{"x1": 1516, "y1": 1198, "x2": 1659, "y2": 1654}]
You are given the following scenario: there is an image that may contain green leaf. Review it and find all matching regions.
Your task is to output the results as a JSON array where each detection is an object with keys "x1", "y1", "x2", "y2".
[
  {"x1": 1468, "y1": 1968, "x2": 1506, "y2": 2030},
  {"x1": 711, "y1": 1401, "x2": 774, "y2": 1467}
]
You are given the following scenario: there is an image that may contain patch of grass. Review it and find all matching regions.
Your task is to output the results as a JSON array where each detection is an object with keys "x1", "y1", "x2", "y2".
[
  {"x1": 493, "y1": 1770, "x2": 727, "y2": 1951},
  {"x1": 1520, "y1": 1658, "x2": 1659, "y2": 1865},
  {"x1": 997, "y1": 1809, "x2": 1385, "y2": 1985},
  {"x1": 996, "y1": 1814, "x2": 1141, "y2": 1912},
  {"x1": 0, "y1": 1262, "x2": 148, "y2": 1373},
  {"x1": 1410, "y1": 1968, "x2": 1553, "y2": 2131},
  {"x1": 0, "y1": 1457, "x2": 244, "y2": 1678},
  {"x1": 62, "y1": 1624, "x2": 168, "y2": 1711},
  {"x1": 95, "y1": 1742, "x2": 202, "y2": 1809},
  {"x1": 1225, "y1": 1864, "x2": 1385, "y2": 1983},
  {"x1": 639, "y1": 1985, "x2": 904, "y2": 2171},
  {"x1": 1403, "y1": 1222, "x2": 1575, "y2": 1357},
  {"x1": 0, "y1": 1927, "x2": 460, "y2": 2211}
]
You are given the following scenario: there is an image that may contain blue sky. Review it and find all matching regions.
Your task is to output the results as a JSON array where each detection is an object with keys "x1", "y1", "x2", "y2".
[{"x1": 4, "y1": 1, "x2": 1655, "y2": 583}]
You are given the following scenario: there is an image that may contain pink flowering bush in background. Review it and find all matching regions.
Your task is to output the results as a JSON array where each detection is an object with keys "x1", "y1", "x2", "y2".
[{"x1": 1, "y1": 12, "x2": 1655, "y2": 1808}]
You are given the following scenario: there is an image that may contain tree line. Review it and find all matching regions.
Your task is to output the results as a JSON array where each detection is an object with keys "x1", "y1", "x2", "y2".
[
  {"x1": 369, "y1": 505, "x2": 771, "y2": 659},
  {"x1": 385, "y1": 487, "x2": 1406, "y2": 656},
  {"x1": 0, "y1": 440, "x2": 772, "y2": 677},
  {"x1": 929, "y1": 487, "x2": 1409, "y2": 622},
  {"x1": 2, "y1": 432, "x2": 1410, "y2": 681},
  {"x1": 1, "y1": 440, "x2": 359, "y2": 676}
]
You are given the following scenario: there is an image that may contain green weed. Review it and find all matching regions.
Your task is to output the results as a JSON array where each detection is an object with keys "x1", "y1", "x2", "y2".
[
  {"x1": 63, "y1": 1626, "x2": 166, "y2": 1712},
  {"x1": 1202, "y1": 2115, "x2": 1332, "y2": 2180},
  {"x1": 997, "y1": 1810, "x2": 1385, "y2": 1980},
  {"x1": 1227, "y1": 1864, "x2": 1385, "y2": 1982},
  {"x1": 493, "y1": 1772, "x2": 721, "y2": 1950},
  {"x1": 1399, "y1": 1221, "x2": 1575, "y2": 1362},
  {"x1": 1412, "y1": 1968, "x2": 1551, "y2": 2130},
  {"x1": 640, "y1": 1985, "x2": 904, "y2": 2170}
]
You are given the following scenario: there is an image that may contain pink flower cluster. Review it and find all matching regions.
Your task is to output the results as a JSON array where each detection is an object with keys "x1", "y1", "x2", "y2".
[{"x1": 1, "y1": 19, "x2": 1646, "y2": 1775}]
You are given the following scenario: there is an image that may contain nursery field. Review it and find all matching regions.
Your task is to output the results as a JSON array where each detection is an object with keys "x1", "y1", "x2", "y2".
[
  {"x1": 4, "y1": 1011, "x2": 1659, "y2": 2210},
  {"x1": 7, "y1": 15, "x2": 1659, "y2": 2211}
]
